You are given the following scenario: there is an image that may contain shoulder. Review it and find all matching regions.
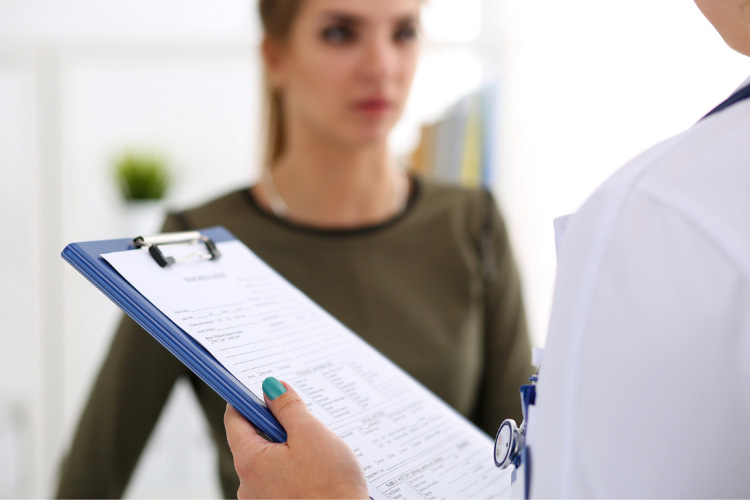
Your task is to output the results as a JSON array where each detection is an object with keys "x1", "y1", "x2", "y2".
[
  {"x1": 568, "y1": 100, "x2": 750, "y2": 279},
  {"x1": 162, "y1": 188, "x2": 256, "y2": 231},
  {"x1": 635, "y1": 99, "x2": 750, "y2": 258},
  {"x1": 180, "y1": 188, "x2": 252, "y2": 222},
  {"x1": 416, "y1": 177, "x2": 488, "y2": 207},
  {"x1": 413, "y1": 177, "x2": 499, "y2": 234}
]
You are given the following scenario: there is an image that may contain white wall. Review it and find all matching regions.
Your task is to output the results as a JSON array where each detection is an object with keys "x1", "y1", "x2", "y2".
[
  {"x1": 0, "y1": 0, "x2": 747, "y2": 498},
  {"x1": 1, "y1": 3, "x2": 262, "y2": 497},
  {"x1": 0, "y1": 54, "x2": 40, "y2": 498}
]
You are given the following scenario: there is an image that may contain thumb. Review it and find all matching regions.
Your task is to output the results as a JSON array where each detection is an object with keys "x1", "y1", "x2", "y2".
[{"x1": 262, "y1": 377, "x2": 317, "y2": 436}]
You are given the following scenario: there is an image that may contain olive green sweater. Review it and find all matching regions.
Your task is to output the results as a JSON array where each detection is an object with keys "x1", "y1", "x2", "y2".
[{"x1": 56, "y1": 178, "x2": 533, "y2": 498}]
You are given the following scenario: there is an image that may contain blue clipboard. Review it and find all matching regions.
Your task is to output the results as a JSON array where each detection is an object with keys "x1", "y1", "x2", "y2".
[{"x1": 61, "y1": 225, "x2": 287, "y2": 443}]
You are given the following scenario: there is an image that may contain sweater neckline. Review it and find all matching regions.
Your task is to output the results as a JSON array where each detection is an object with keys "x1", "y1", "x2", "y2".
[{"x1": 242, "y1": 176, "x2": 422, "y2": 237}]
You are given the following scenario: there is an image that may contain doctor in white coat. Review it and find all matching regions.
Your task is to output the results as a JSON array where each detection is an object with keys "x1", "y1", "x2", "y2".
[
  {"x1": 223, "y1": 1, "x2": 750, "y2": 498},
  {"x1": 530, "y1": 0, "x2": 750, "y2": 497}
]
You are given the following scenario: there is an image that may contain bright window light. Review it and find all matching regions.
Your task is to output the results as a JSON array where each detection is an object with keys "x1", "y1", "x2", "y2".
[{"x1": 421, "y1": 0, "x2": 482, "y2": 44}]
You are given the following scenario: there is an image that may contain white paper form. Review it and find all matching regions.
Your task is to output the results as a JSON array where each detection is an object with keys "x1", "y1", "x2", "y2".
[{"x1": 103, "y1": 240, "x2": 512, "y2": 499}]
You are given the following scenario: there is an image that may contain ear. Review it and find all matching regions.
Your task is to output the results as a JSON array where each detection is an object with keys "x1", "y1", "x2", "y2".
[{"x1": 262, "y1": 36, "x2": 287, "y2": 88}]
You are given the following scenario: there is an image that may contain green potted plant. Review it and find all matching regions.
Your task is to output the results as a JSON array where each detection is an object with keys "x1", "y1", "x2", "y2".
[
  {"x1": 114, "y1": 151, "x2": 171, "y2": 201},
  {"x1": 114, "y1": 150, "x2": 171, "y2": 235}
]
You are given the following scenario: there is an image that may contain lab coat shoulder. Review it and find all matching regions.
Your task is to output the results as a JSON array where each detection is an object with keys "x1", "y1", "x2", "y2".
[
  {"x1": 532, "y1": 98, "x2": 750, "y2": 498},
  {"x1": 558, "y1": 95, "x2": 750, "y2": 272},
  {"x1": 636, "y1": 98, "x2": 750, "y2": 279}
]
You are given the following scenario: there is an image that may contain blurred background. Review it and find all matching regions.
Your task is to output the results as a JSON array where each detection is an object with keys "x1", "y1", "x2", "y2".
[{"x1": 0, "y1": 0, "x2": 746, "y2": 497}]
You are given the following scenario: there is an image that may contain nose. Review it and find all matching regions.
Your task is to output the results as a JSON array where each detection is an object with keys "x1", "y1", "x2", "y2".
[{"x1": 359, "y1": 35, "x2": 399, "y2": 84}]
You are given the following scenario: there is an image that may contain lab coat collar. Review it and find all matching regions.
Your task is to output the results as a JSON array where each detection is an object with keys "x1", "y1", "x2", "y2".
[{"x1": 702, "y1": 74, "x2": 750, "y2": 120}]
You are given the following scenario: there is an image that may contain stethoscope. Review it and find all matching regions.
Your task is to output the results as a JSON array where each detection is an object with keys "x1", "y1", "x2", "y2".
[
  {"x1": 494, "y1": 416, "x2": 523, "y2": 469},
  {"x1": 493, "y1": 374, "x2": 536, "y2": 468},
  {"x1": 493, "y1": 373, "x2": 538, "y2": 498}
]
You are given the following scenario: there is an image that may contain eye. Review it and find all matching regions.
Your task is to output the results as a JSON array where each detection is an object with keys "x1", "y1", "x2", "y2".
[
  {"x1": 321, "y1": 25, "x2": 355, "y2": 44},
  {"x1": 394, "y1": 24, "x2": 418, "y2": 44}
]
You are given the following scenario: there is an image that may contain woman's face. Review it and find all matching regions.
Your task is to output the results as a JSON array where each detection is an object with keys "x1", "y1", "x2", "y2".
[{"x1": 266, "y1": 0, "x2": 421, "y2": 148}]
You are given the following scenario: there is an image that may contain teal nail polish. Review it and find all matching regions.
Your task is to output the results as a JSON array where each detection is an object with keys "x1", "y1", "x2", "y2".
[{"x1": 262, "y1": 377, "x2": 287, "y2": 401}]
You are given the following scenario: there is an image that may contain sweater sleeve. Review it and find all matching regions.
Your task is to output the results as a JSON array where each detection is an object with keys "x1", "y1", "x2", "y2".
[
  {"x1": 55, "y1": 216, "x2": 190, "y2": 499},
  {"x1": 470, "y1": 191, "x2": 534, "y2": 435}
]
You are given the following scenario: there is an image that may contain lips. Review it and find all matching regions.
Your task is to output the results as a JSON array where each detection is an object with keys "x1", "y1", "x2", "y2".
[{"x1": 354, "y1": 97, "x2": 392, "y2": 114}]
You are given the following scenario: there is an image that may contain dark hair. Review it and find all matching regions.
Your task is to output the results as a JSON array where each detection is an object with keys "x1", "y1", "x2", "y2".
[{"x1": 258, "y1": 0, "x2": 305, "y2": 168}]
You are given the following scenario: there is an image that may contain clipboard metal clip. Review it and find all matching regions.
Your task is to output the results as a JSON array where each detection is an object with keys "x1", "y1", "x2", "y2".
[{"x1": 134, "y1": 231, "x2": 221, "y2": 268}]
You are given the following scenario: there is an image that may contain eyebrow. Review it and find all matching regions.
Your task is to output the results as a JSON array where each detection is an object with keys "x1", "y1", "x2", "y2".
[
  {"x1": 318, "y1": 11, "x2": 419, "y2": 26},
  {"x1": 319, "y1": 12, "x2": 363, "y2": 26}
]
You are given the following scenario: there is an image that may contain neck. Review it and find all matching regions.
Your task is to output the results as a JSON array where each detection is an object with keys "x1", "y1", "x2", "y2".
[{"x1": 261, "y1": 139, "x2": 407, "y2": 228}]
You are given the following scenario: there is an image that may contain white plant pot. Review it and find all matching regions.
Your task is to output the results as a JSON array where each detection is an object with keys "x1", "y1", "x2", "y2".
[{"x1": 119, "y1": 199, "x2": 166, "y2": 238}]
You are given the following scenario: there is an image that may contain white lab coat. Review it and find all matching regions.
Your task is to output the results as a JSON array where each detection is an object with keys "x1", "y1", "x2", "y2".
[{"x1": 530, "y1": 77, "x2": 750, "y2": 498}]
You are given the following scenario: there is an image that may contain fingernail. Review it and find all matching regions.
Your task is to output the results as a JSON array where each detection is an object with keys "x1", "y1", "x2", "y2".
[{"x1": 262, "y1": 377, "x2": 287, "y2": 401}]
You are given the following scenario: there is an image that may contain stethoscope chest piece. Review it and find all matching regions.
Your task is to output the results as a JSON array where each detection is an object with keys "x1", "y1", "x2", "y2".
[{"x1": 494, "y1": 418, "x2": 521, "y2": 469}]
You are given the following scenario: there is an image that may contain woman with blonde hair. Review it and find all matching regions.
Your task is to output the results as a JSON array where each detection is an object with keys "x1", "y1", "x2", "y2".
[{"x1": 56, "y1": 0, "x2": 532, "y2": 497}]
